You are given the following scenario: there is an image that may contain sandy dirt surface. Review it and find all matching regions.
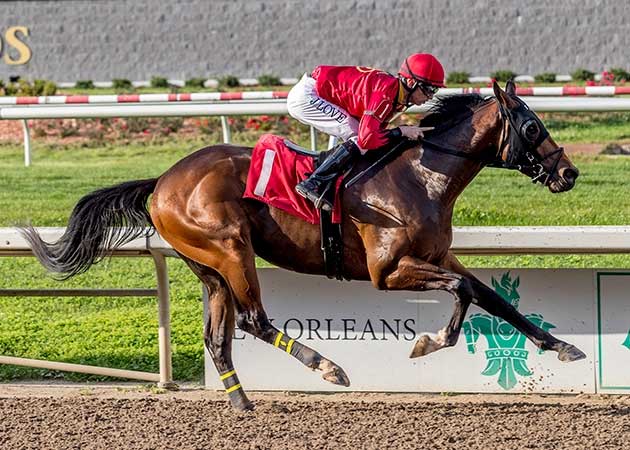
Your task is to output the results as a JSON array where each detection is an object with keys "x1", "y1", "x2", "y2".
[{"x1": 1, "y1": 383, "x2": 629, "y2": 450}]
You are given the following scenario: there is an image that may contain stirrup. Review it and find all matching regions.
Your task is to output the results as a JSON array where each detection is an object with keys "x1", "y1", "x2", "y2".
[
  {"x1": 314, "y1": 180, "x2": 334, "y2": 211},
  {"x1": 313, "y1": 194, "x2": 333, "y2": 212},
  {"x1": 295, "y1": 182, "x2": 333, "y2": 212}
]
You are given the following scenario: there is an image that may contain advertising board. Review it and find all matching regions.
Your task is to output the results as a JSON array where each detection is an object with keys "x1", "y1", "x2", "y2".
[{"x1": 206, "y1": 268, "x2": 610, "y2": 394}]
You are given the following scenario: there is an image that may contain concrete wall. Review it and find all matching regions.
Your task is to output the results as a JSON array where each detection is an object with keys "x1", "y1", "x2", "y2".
[{"x1": 1, "y1": 0, "x2": 628, "y2": 81}]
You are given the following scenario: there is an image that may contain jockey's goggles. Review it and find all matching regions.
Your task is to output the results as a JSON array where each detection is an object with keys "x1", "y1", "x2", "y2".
[
  {"x1": 402, "y1": 79, "x2": 439, "y2": 107},
  {"x1": 418, "y1": 83, "x2": 439, "y2": 97}
]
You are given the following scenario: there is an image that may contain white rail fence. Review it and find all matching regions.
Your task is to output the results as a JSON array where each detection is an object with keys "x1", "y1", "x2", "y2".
[
  {"x1": 0, "y1": 227, "x2": 177, "y2": 387},
  {"x1": 1, "y1": 226, "x2": 629, "y2": 386},
  {"x1": 3, "y1": 96, "x2": 630, "y2": 166},
  {"x1": 1, "y1": 86, "x2": 629, "y2": 105}
]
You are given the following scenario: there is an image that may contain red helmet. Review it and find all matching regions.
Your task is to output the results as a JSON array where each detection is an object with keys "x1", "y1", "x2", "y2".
[{"x1": 399, "y1": 53, "x2": 446, "y2": 88}]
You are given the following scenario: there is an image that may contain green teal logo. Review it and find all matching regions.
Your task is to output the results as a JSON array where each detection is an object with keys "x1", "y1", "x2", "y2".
[
  {"x1": 462, "y1": 272, "x2": 555, "y2": 390},
  {"x1": 623, "y1": 330, "x2": 630, "y2": 350}
]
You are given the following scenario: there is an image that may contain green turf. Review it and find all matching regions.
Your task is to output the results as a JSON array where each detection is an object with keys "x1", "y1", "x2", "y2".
[
  {"x1": 541, "y1": 112, "x2": 630, "y2": 143},
  {"x1": 0, "y1": 138, "x2": 628, "y2": 382},
  {"x1": 1, "y1": 136, "x2": 629, "y2": 227}
]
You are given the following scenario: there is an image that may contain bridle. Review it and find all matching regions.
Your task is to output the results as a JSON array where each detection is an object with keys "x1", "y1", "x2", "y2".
[
  {"x1": 493, "y1": 96, "x2": 564, "y2": 185},
  {"x1": 421, "y1": 96, "x2": 565, "y2": 186}
]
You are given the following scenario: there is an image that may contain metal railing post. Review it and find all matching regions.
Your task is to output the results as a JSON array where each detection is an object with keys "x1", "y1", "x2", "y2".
[
  {"x1": 310, "y1": 126, "x2": 317, "y2": 151},
  {"x1": 220, "y1": 116, "x2": 231, "y2": 143},
  {"x1": 22, "y1": 119, "x2": 31, "y2": 167},
  {"x1": 151, "y1": 250, "x2": 176, "y2": 389}
]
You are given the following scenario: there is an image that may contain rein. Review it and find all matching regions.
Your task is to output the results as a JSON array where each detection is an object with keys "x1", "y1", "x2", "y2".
[
  {"x1": 420, "y1": 97, "x2": 565, "y2": 186},
  {"x1": 420, "y1": 99, "x2": 495, "y2": 163}
]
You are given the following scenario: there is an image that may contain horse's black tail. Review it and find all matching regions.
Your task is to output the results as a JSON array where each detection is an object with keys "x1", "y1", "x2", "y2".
[{"x1": 19, "y1": 178, "x2": 158, "y2": 279}]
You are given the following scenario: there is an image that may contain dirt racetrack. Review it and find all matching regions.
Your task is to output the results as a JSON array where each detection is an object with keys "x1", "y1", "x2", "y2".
[{"x1": 1, "y1": 384, "x2": 629, "y2": 450}]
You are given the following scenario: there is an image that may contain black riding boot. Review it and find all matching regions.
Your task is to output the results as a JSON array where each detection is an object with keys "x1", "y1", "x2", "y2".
[{"x1": 295, "y1": 140, "x2": 360, "y2": 211}]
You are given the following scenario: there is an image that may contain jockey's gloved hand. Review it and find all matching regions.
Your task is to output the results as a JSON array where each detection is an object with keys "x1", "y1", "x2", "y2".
[{"x1": 397, "y1": 125, "x2": 434, "y2": 141}]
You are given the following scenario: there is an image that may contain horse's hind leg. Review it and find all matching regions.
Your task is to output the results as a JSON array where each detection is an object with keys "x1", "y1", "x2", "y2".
[
  {"x1": 219, "y1": 240, "x2": 351, "y2": 387},
  {"x1": 181, "y1": 257, "x2": 253, "y2": 411}
]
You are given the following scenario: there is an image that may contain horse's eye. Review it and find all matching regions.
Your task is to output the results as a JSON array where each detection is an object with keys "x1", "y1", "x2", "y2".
[{"x1": 522, "y1": 120, "x2": 540, "y2": 142}]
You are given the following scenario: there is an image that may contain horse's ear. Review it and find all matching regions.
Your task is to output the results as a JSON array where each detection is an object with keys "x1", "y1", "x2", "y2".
[
  {"x1": 493, "y1": 80, "x2": 518, "y2": 109},
  {"x1": 492, "y1": 81, "x2": 503, "y2": 97},
  {"x1": 505, "y1": 79, "x2": 516, "y2": 96}
]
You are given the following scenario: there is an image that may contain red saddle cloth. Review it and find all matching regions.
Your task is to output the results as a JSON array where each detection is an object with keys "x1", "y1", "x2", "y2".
[{"x1": 243, "y1": 133, "x2": 342, "y2": 224}]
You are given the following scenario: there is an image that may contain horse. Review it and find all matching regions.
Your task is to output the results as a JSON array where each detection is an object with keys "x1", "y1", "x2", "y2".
[{"x1": 21, "y1": 81, "x2": 583, "y2": 411}]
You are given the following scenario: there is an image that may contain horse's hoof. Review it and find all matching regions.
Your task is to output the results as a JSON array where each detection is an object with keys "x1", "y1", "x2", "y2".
[
  {"x1": 231, "y1": 399, "x2": 255, "y2": 412},
  {"x1": 229, "y1": 393, "x2": 254, "y2": 412},
  {"x1": 410, "y1": 335, "x2": 437, "y2": 358},
  {"x1": 322, "y1": 365, "x2": 351, "y2": 387},
  {"x1": 556, "y1": 344, "x2": 587, "y2": 362}
]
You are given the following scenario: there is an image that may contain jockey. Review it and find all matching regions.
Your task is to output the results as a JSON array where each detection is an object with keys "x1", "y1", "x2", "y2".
[{"x1": 287, "y1": 53, "x2": 446, "y2": 211}]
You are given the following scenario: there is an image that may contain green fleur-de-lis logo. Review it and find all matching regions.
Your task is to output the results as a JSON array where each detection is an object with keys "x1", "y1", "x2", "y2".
[
  {"x1": 463, "y1": 272, "x2": 555, "y2": 390},
  {"x1": 623, "y1": 330, "x2": 630, "y2": 350}
]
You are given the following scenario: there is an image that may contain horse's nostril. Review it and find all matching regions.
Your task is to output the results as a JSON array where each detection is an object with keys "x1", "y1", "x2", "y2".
[{"x1": 564, "y1": 168, "x2": 579, "y2": 183}]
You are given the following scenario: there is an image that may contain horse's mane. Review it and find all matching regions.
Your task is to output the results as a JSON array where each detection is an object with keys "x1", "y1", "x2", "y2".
[{"x1": 419, "y1": 94, "x2": 489, "y2": 130}]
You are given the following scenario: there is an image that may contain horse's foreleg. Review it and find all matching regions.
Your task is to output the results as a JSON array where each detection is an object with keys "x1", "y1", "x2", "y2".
[
  {"x1": 382, "y1": 254, "x2": 586, "y2": 362},
  {"x1": 381, "y1": 255, "x2": 474, "y2": 357},
  {"x1": 440, "y1": 252, "x2": 585, "y2": 362},
  {"x1": 469, "y1": 279, "x2": 586, "y2": 362},
  {"x1": 182, "y1": 258, "x2": 253, "y2": 411},
  {"x1": 220, "y1": 239, "x2": 351, "y2": 387}
]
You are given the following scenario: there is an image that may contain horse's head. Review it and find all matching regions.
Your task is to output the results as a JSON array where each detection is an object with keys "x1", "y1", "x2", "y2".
[{"x1": 493, "y1": 81, "x2": 579, "y2": 193}]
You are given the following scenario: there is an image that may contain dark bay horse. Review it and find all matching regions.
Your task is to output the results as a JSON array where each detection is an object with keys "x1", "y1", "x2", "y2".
[{"x1": 21, "y1": 81, "x2": 583, "y2": 410}]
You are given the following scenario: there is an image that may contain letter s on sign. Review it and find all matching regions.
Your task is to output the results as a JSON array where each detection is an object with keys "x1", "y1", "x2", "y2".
[{"x1": 4, "y1": 26, "x2": 32, "y2": 65}]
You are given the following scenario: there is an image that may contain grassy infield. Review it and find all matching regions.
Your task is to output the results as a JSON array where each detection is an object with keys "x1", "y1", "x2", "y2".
[{"x1": 0, "y1": 113, "x2": 629, "y2": 383}]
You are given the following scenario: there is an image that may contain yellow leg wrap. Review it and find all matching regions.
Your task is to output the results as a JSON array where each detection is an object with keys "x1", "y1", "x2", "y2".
[
  {"x1": 225, "y1": 383, "x2": 242, "y2": 394},
  {"x1": 274, "y1": 331, "x2": 284, "y2": 348},
  {"x1": 220, "y1": 369, "x2": 236, "y2": 381},
  {"x1": 274, "y1": 332, "x2": 295, "y2": 354}
]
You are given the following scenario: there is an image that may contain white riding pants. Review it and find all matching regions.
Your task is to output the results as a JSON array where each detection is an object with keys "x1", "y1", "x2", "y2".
[{"x1": 287, "y1": 74, "x2": 361, "y2": 149}]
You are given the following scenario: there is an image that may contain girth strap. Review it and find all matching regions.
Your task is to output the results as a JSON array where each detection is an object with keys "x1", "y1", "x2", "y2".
[
  {"x1": 319, "y1": 205, "x2": 344, "y2": 280},
  {"x1": 312, "y1": 150, "x2": 344, "y2": 281}
]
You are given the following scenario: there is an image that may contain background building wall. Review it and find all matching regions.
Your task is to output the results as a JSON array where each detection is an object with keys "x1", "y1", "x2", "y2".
[{"x1": 1, "y1": 0, "x2": 628, "y2": 81}]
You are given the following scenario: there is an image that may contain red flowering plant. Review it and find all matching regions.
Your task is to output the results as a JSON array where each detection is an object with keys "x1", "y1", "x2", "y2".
[
  {"x1": 245, "y1": 117, "x2": 261, "y2": 130},
  {"x1": 241, "y1": 115, "x2": 297, "y2": 136},
  {"x1": 195, "y1": 117, "x2": 223, "y2": 136},
  {"x1": 599, "y1": 71, "x2": 615, "y2": 86},
  {"x1": 608, "y1": 68, "x2": 630, "y2": 84}
]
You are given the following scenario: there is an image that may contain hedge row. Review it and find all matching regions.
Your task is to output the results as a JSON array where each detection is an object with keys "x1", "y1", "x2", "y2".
[
  {"x1": 0, "y1": 74, "x2": 285, "y2": 95},
  {"x1": 447, "y1": 68, "x2": 630, "y2": 83},
  {"x1": 0, "y1": 79, "x2": 57, "y2": 96}
]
